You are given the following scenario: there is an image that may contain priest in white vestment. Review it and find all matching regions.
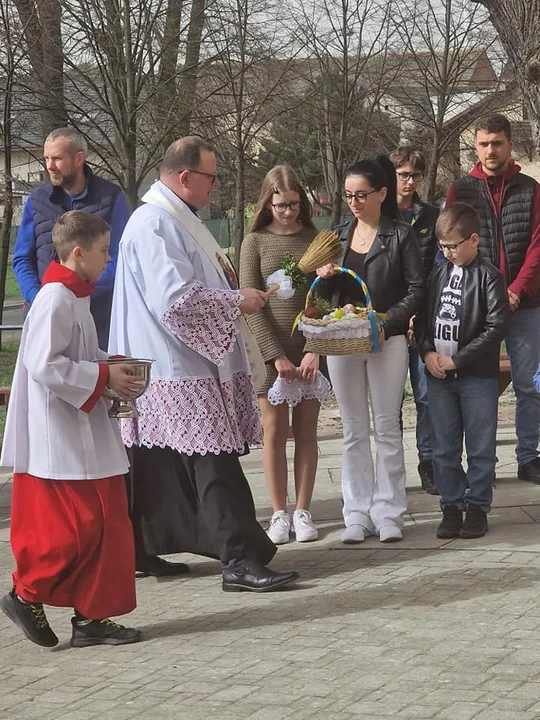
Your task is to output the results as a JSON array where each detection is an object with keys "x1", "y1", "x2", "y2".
[{"x1": 109, "y1": 136, "x2": 299, "y2": 592}]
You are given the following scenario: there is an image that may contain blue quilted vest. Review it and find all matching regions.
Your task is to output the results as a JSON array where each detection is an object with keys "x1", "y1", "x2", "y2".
[{"x1": 31, "y1": 166, "x2": 121, "y2": 339}]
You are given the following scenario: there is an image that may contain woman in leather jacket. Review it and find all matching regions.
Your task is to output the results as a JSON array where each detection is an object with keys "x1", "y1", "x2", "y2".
[{"x1": 317, "y1": 156, "x2": 424, "y2": 543}]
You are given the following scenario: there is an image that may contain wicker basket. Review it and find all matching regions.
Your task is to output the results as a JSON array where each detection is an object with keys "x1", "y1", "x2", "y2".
[{"x1": 299, "y1": 267, "x2": 383, "y2": 356}]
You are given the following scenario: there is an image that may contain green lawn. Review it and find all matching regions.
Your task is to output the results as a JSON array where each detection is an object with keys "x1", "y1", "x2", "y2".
[
  {"x1": 0, "y1": 340, "x2": 19, "y2": 437},
  {"x1": 5, "y1": 262, "x2": 21, "y2": 300}
]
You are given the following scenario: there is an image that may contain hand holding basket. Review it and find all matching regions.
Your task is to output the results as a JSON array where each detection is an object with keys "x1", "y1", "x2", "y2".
[{"x1": 294, "y1": 267, "x2": 386, "y2": 356}]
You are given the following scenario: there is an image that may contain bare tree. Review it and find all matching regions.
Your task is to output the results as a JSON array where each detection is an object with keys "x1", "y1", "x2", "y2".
[
  {"x1": 198, "y1": 0, "x2": 308, "y2": 260},
  {"x1": 0, "y1": 2, "x2": 28, "y2": 344},
  {"x1": 12, "y1": 0, "x2": 67, "y2": 134},
  {"x1": 390, "y1": 0, "x2": 498, "y2": 200},
  {"x1": 471, "y1": 0, "x2": 540, "y2": 153},
  {"x1": 50, "y1": 0, "x2": 214, "y2": 208},
  {"x1": 292, "y1": 0, "x2": 400, "y2": 225}
]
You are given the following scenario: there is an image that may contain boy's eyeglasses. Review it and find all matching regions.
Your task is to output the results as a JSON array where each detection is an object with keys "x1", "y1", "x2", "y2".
[
  {"x1": 272, "y1": 202, "x2": 301, "y2": 213},
  {"x1": 438, "y1": 237, "x2": 471, "y2": 253},
  {"x1": 343, "y1": 190, "x2": 378, "y2": 204},
  {"x1": 396, "y1": 171, "x2": 424, "y2": 182}
]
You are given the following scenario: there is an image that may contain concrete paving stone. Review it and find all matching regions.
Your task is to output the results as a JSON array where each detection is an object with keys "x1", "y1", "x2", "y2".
[
  {"x1": 473, "y1": 711, "x2": 540, "y2": 720},
  {"x1": 397, "y1": 705, "x2": 449, "y2": 718},
  {"x1": 434, "y1": 701, "x2": 489, "y2": 719}
]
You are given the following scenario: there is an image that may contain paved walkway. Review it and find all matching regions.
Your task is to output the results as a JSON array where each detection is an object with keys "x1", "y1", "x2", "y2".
[{"x1": 2, "y1": 425, "x2": 540, "y2": 720}]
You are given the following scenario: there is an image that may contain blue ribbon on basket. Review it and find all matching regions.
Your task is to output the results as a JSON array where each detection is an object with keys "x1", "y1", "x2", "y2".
[{"x1": 294, "y1": 266, "x2": 387, "y2": 352}]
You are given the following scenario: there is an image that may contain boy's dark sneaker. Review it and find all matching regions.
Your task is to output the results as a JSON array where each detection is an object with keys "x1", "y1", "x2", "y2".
[
  {"x1": 460, "y1": 505, "x2": 488, "y2": 539},
  {"x1": 518, "y1": 458, "x2": 540, "y2": 484},
  {"x1": 70, "y1": 617, "x2": 142, "y2": 647},
  {"x1": 436, "y1": 505, "x2": 462, "y2": 539},
  {"x1": 418, "y1": 460, "x2": 439, "y2": 495},
  {"x1": 0, "y1": 589, "x2": 58, "y2": 647}
]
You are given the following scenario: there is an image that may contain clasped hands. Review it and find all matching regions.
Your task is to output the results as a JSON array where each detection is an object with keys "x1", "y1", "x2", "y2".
[
  {"x1": 274, "y1": 354, "x2": 319, "y2": 383},
  {"x1": 424, "y1": 351, "x2": 456, "y2": 379}
]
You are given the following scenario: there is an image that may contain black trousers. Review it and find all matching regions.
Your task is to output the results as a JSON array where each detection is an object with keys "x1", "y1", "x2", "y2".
[{"x1": 126, "y1": 445, "x2": 276, "y2": 566}]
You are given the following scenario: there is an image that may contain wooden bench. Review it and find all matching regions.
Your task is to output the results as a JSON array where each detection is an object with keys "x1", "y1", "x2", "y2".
[
  {"x1": 498, "y1": 352, "x2": 512, "y2": 398},
  {"x1": 0, "y1": 387, "x2": 11, "y2": 408}
]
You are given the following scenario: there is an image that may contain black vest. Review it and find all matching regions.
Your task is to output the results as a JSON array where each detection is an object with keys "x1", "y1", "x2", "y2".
[
  {"x1": 452, "y1": 173, "x2": 536, "y2": 285},
  {"x1": 31, "y1": 166, "x2": 121, "y2": 281}
]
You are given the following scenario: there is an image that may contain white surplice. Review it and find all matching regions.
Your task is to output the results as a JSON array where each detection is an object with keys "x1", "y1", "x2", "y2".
[
  {"x1": 1, "y1": 282, "x2": 129, "y2": 480},
  {"x1": 108, "y1": 181, "x2": 262, "y2": 456}
]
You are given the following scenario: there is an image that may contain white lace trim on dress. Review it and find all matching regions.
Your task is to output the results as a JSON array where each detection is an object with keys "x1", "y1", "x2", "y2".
[{"x1": 120, "y1": 373, "x2": 262, "y2": 455}]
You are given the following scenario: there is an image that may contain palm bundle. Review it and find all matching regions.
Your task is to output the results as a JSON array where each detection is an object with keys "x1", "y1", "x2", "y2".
[
  {"x1": 267, "y1": 230, "x2": 342, "y2": 297},
  {"x1": 297, "y1": 229, "x2": 342, "y2": 273}
]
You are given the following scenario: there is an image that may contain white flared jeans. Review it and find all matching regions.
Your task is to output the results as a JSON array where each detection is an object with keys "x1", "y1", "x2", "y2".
[{"x1": 328, "y1": 335, "x2": 409, "y2": 532}]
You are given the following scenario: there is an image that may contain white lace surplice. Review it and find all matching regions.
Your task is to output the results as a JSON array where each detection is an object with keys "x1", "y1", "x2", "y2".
[{"x1": 109, "y1": 182, "x2": 262, "y2": 455}]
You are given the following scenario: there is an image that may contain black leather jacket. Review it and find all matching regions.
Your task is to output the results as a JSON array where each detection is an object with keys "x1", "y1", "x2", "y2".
[
  {"x1": 415, "y1": 255, "x2": 510, "y2": 378},
  {"x1": 398, "y1": 193, "x2": 440, "y2": 279},
  {"x1": 319, "y1": 215, "x2": 424, "y2": 339}
]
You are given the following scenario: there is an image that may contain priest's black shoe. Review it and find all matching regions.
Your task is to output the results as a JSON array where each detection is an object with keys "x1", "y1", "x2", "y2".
[
  {"x1": 136, "y1": 555, "x2": 190, "y2": 577},
  {"x1": 0, "y1": 588, "x2": 58, "y2": 647},
  {"x1": 517, "y1": 457, "x2": 540, "y2": 484},
  {"x1": 222, "y1": 561, "x2": 299, "y2": 593}
]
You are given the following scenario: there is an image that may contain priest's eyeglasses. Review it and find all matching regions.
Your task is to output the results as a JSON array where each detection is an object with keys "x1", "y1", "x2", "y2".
[
  {"x1": 272, "y1": 202, "x2": 301, "y2": 213},
  {"x1": 396, "y1": 171, "x2": 424, "y2": 182},
  {"x1": 437, "y1": 236, "x2": 472, "y2": 253},
  {"x1": 188, "y1": 169, "x2": 219, "y2": 184},
  {"x1": 343, "y1": 190, "x2": 378, "y2": 204}
]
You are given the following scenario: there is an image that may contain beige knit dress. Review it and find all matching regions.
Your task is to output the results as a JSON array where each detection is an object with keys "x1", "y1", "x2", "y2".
[{"x1": 239, "y1": 227, "x2": 318, "y2": 395}]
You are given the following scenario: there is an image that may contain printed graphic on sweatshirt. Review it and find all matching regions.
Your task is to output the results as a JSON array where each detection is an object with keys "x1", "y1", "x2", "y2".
[{"x1": 434, "y1": 265, "x2": 463, "y2": 357}]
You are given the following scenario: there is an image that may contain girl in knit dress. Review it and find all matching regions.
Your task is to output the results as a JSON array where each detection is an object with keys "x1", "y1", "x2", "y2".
[{"x1": 239, "y1": 166, "x2": 322, "y2": 544}]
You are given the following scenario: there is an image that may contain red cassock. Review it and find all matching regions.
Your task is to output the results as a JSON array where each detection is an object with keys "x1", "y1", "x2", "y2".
[{"x1": 11, "y1": 473, "x2": 136, "y2": 619}]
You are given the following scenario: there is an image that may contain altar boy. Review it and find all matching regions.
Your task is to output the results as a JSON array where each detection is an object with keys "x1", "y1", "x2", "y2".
[{"x1": 0, "y1": 211, "x2": 143, "y2": 648}]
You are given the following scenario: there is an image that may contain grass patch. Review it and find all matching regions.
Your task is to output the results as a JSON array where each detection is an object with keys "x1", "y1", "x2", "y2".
[
  {"x1": 4, "y1": 262, "x2": 21, "y2": 300},
  {"x1": 0, "y1": 340, "x2": 18, "y2": 438},
  {"x1": 0, "y1": 340, "x2": 18, "y2": 386}
]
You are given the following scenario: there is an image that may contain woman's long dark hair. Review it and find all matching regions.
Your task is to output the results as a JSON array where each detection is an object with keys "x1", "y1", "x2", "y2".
[{"x1": 344, "y1": 155, "x2": 398, "y2": 220}]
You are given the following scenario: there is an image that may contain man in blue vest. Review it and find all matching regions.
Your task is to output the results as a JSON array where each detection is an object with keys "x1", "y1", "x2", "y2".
[
  {"x1": 446, "y1": 114, "x2": 540, "y2": 484},
  {"x1": 13, "y1": 127, "x2": 130, "y2": 348}
]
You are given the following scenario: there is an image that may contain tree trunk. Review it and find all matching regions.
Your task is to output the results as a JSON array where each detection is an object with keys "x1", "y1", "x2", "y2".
[
  {"x1": 177, "y1": 0, "x2": 206, "y2": 138},
  {"x1": 0, "y1": 9, "x2": 14, "y2": 349},
  {"x1": 13, "y1": 0, "x2": 67, "y2": 135},
  {"x1": 156, "y1": 0, "x2": 184, "y2": 152},
  {"x1": 472, "y1": 0, "x2": 540, "y2": 152},
  {"x1": 233, "y1": 146, "x2": 245, "y2": 271}
]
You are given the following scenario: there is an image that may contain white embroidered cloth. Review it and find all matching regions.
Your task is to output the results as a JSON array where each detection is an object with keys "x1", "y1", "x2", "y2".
[
  {"x1": 266, "y1": 269, "x2": 295, "y2": 299},
  {"x1": 267, "y1": 372, "x2": 332, "y2": 406},
  {"x1": 298, "y1": 318, "x2": 373, "y2": 339}
]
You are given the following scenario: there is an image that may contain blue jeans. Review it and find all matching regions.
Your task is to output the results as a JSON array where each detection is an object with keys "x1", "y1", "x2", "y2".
[
  {"x1": 409, "y1": 345, "x2": 432, "y2": 462},
  {"x1": 426, "y1": 373, "x2": 498, "y2": 510},
  {"x1": 505, "y1": 307, "x2": 540, "y2": 466}
]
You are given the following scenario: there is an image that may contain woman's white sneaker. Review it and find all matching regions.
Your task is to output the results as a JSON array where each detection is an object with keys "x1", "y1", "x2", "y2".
[
  {"x1": 293, "y1": 510, "x2": 318, "y2": 542},
  {"x1": 379, "y1": 525, "x2": 403, "y2": 543},
  {"x1": 267, "y1": 511, "x2": 291, "y2": 545},
  {"x1": 341, "y1": 525, "x2": 366, "y2": 543}
]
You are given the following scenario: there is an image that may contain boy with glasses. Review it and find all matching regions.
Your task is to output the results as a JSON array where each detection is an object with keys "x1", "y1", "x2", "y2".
[
  {"x1": 415, "y1": 203, "x2": 509, "y2": 539},
  {"x1": 390, "y1": 147, "x2": 439, "y2": 495}
]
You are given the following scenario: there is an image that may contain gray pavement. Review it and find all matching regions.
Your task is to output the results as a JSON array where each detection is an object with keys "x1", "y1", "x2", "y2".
[{"x1": 2, "y1": 425, "x2": 540, "y2": 719}]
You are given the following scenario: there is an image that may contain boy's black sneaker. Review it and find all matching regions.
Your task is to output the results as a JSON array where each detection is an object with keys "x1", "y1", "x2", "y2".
[
  {"x1": 518, "y1": 458, "x2": 540, "y2": 484},
  {"x1": 418, "y1": 460, "x2": 439, "y2": 495},
  {"x1": 460, "y1": 505, "x2": 488, "y2": 539},
  {"x1": 70, "y1": 617, "x2": 142, "y2": 647},
  {"x1": 0, "y1": 589, "x2": 58, "y2": 647},
  {"x1": 436, "y1": 505, "x2": 462, "y2": 539}
]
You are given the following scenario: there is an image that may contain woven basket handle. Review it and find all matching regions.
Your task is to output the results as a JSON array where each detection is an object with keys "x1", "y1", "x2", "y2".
[{"x1": 306, "y1": 266, "x2": 373, "y2": 312}]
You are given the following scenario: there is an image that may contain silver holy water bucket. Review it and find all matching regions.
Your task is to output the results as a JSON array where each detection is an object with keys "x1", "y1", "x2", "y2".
[{"x1": 102, "y1": 358, "x2": 153, "y2": 418}]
